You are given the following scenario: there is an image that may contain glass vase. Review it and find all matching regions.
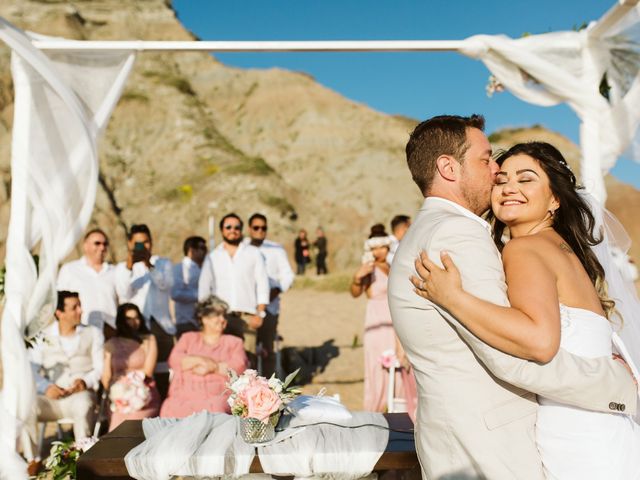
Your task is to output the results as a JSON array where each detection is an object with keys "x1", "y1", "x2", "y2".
[{"x1": 239, "y1": 413, "x2": 280, "y2": 444}]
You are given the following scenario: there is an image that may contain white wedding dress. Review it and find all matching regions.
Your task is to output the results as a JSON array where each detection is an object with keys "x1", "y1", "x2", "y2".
[{"x1": 536, "y1": 304, "x2": 640, "y2": 479}]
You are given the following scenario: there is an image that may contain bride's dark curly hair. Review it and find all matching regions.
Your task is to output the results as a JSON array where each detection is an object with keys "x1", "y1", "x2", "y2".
[{"x1": 489, "y1": 142, "x2": 615, "y2": 318}]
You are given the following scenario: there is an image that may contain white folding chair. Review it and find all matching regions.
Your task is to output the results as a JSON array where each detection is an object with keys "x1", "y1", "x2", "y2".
[
  {"x1": 36, "y1": 417, "x2": 76, "y2": 458},
  {"x1": 386, "y1": 362, "x2": 408, "y2": 414}
]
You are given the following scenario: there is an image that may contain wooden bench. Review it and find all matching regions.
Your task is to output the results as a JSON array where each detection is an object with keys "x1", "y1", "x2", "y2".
[{"x1": 78, "y1": 412, "x2": 419, "y2": 479}]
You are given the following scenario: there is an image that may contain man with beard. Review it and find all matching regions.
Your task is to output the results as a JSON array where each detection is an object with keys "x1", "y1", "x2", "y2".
[
  {"x1": 388, "y1": 114, "x2": 636, "y2": 479},
  {"x1": 198, "y1": 213, "x2": 270, "y2": 366}
]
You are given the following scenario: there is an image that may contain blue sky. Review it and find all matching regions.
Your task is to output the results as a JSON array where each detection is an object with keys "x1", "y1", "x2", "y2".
[{"x1": 173, "y1": 0, "x2": 640, "y2": 189}]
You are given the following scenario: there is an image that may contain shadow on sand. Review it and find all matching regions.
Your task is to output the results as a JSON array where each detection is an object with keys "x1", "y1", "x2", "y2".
[{"x1": 282, "y1": 339, "x2": 340, "y2": 385}]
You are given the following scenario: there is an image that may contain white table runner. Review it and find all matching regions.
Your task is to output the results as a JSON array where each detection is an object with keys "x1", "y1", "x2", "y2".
[{"x1": 124, "y1": 411, "x2": 389, "y2": 480}]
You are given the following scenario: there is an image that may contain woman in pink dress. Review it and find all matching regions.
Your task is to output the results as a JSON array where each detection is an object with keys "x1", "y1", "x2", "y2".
[
  {"x1": 102, "y1": 304, "x2": 161, "y2": 431},
  {"x1": 350, "y1": 224, "x2": 417, "y2": 418},
  {"x1": 160, "y1": 296, "x2": 248, "y2": 418}
]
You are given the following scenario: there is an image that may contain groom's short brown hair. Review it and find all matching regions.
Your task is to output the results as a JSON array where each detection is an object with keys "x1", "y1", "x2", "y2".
[{"x1": 406, "y1": 114, "x2": 485, "y2": 195}]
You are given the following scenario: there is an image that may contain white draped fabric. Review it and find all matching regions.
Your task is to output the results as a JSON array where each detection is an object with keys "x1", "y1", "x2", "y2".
[
  {"x1": 0, "y1": 19, "x2": 134, "y2": 477},
  {"x1": 460, "y1": 3, "x2": 640, "y2": 203},
  {"x1": 125, "y1": 412, "x2": 388, "y2": 480}
]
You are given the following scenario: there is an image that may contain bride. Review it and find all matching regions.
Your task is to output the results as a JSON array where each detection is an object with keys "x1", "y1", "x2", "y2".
[{"x1": 411, "y1": 141, "x2": 640, "y2": 479}]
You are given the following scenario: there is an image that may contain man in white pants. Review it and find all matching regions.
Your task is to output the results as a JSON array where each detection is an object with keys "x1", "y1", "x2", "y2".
[
  {"x1": 30, "y1": 291, "x2": 104, "y2": 441},
  {"x1": 388, "y1": 114, "x2": 637, "y2": 479}
]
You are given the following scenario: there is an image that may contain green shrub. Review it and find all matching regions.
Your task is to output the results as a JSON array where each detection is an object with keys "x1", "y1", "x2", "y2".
[{"x1": 226, "y1": 157, "x2": 274, "y2": 176}]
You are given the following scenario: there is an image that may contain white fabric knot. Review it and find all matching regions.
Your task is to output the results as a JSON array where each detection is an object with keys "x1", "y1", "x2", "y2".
[{"x1": 459, "y1": 35, "x2": 490, "y2": 58}]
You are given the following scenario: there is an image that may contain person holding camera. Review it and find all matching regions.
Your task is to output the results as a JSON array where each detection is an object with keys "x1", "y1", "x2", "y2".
[{"x1": 115, "y1": 224, "x2": 174, "y2": 397}]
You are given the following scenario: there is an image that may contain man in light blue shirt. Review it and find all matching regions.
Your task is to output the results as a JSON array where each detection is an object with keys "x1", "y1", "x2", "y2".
[
  {"x1": 171, "y1": 236, "x2": 207, "y2": 337},
  {"x1": 246, "y1": 213, "x2": 294, "y2": 377}
]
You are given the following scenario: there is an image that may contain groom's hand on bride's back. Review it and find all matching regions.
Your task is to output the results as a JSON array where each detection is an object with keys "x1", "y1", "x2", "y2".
[{"x1": 613, "y1": 354, "x2": 638, "y2": 386}]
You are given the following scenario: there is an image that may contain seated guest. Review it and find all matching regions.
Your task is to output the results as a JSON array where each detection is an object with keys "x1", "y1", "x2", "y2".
[
  {"x1": 160, "y1": 296, "x2": 248, "y2": 418},
  {"x1": 30, "y1": 291, "x2": 104, "y2": 440},
  {"x1": 57, "y1": 228, "x2": 118, "y2": 337},
  {"x1": 102, "y1": 303, "x2": 161, "y2": 431},
  {"x1": 171, "y1": 236, "x2": 207, "y2": 337}
]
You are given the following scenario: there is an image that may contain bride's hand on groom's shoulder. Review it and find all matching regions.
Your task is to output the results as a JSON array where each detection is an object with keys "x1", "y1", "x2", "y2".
[{"x1": 410, "y1": 250, "x2": 462, "y2": 308}]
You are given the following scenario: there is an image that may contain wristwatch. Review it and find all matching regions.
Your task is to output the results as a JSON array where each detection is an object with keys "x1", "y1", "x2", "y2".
[{"x1": 258, "y1": 310, "x2": 267, "y2": 319}]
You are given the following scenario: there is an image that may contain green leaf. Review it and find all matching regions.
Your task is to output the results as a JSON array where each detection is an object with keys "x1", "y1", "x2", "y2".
[{"x1": 282, "y1": 368, "x2": 301, "y2": 389}]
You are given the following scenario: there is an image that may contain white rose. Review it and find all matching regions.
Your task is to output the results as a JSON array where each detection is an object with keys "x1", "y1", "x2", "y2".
[
  {"x1": 232, "y1": 376, "x2": 250, "y2": 393},
  {"x1": 268, "y1": 378, "x2": 283, "y2": 394}
]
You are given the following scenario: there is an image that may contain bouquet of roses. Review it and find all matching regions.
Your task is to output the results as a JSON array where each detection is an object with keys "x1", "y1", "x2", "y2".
[
  {"x1": 109, "y1": 370, "x2": 150, "y2": 414},
  {"x1": 227, "y1": 369, "x2": 300, "y2": 423}
]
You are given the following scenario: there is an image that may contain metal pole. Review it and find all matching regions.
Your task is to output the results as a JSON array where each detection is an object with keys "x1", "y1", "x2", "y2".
[{"x1": 30, "y1": 39, "x2": 466, "y2": 53}]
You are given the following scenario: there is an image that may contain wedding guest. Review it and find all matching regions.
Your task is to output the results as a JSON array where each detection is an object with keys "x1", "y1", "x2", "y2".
[
  {"x1": 313, "y1": 227, "x2": 328, "y2": 275},
  {"x1": 294, "y1": 229, "x2": 311, "y2": 275},
  {"x1": 115, "y1": 224, "x2": 174, "y2": 398},
  {"x1": 102, "y1": 303, "x2": 160, "y2": 431},
  {"x1": 160, "y1": 296, "x2": 248, "y2": 418},
  {"x1": 387, "y1": 215, "x2": 411, "y2": 264},
  {"x1": 30, "y1": 291, "x2": 104, "y2": 441},
  {"x1": 198, "y1": 213, "x2": 269, "y2": 366},
  {"x1": 57, "y1": 228, "x2": 118, "y2": 336},
  {"x1": 351, "y1": 225, "x2": 416, "y2": 415},
  {"x1": 171, "y1": 236, "x2": 207, "y2": 337},
  {"x1": 246, "y1": 213, "x2": 295, "y2": 377}
]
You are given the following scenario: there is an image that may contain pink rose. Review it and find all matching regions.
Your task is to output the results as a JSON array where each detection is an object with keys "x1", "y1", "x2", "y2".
[{"x1": 245, "y1": 384, "x2": 282, "y2": 422}]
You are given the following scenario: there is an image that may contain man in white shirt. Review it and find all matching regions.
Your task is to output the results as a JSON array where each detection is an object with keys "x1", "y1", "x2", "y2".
[
  {"x1": 387, "y1": 214, "x2": 411, "y2": 264},
  {"x1": 198, "y1": 213, "x2": 270, "y2": 365},
  {"x1": 57, "y1": 229, "x2": 117, "y2": 335},
  {"x1": 30, "y1": 291, "x2": 104, "y2": 441},
  {"x1": 171, "y1": 235, "x2": 207, "y2": 337},
  {"x1": 115, "y1": 224, "x2": 174, "y2": 396},
  {"x1": 246, "y1": 213, "x2": 295, "y2": 377}
]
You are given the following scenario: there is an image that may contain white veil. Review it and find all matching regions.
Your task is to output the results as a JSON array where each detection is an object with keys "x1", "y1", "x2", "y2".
[{"x1": 582, "y1": 192, "x2": 640, "y2": 404}]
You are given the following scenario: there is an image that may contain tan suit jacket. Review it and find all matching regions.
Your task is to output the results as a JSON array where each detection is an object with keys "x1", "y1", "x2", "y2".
[{"x1": 388, "y1": 197, "x2": 637, "y2": 480}]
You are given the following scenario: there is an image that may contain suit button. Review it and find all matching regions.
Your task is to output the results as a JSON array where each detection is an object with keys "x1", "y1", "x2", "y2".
[
  {"x1": 618, "y1": 404, "x2": 626, "y2": 412},
  {"x1": 609, "y1": 402, "x2": 618, "y2": 411}
]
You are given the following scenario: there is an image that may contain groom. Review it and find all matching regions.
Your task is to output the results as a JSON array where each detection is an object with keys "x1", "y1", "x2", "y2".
[{"x1": 388, "y1": 114, "x2": 637, "y2": 479}]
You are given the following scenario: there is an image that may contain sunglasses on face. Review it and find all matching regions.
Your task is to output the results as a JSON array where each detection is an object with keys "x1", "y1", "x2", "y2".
[
  {"x1": 251, "y1": 225, "x2": 267, "y2": 232},
  {"x1": 224, "y1": 225, "x2": 242, "y2": 231},
  {"x1": 93, "y1": 241, "x2": 109, "y2": 246}
]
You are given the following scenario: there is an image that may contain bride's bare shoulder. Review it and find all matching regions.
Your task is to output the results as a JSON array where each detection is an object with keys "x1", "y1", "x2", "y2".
[{"x1": 502, "y1": 234, "x2": 559, "y2": 264}]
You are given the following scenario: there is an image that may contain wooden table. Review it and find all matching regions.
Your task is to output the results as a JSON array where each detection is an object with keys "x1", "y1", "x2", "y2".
[{"x1": 78, "y1": 413, "x2": 419, "y2": 479}]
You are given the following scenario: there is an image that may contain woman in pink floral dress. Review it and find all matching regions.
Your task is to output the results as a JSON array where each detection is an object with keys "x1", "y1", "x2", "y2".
[
  {"x1": 160, "y1": 296, "x2": 248, "y2": 418},
  {"x1": 102, "y1": 304, "x2": 161, "y2": 431}
]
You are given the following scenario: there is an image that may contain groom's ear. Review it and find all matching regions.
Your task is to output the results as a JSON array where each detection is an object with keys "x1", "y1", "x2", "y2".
[{"x1": 435, "y1": 155, "x2": 458, "y2": 182}]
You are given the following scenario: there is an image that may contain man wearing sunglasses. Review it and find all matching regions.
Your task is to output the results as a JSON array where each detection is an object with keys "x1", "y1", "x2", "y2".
[
  {"x1": 198, "y1": 213, "x2": 270, "y2": 367},
  {"x1": 245, "y1": 213, "x2": 294, "y2": 377},
  {"x1": 57, "y1": 228, "x2": 118, "y2": 336}
]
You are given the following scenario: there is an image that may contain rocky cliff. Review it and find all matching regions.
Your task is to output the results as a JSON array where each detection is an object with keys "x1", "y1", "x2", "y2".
[{"x1": 0, "y1": 0, "x2": 637, "y2": 270}]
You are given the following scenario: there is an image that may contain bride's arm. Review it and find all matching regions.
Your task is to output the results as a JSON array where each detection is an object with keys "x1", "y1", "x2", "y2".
[{"x1": 412, "y1": 238, "x2": 560, "y2": 363}]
